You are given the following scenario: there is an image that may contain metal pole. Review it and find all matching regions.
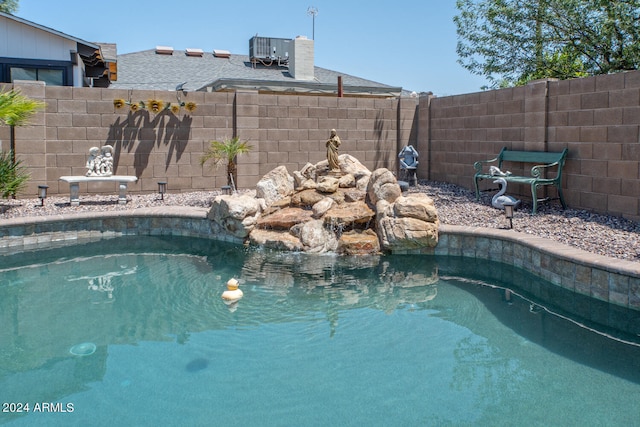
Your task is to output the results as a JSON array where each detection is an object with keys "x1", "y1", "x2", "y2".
[{"x1": 307, "y1": 6, "x2": 318, "y2": 40}]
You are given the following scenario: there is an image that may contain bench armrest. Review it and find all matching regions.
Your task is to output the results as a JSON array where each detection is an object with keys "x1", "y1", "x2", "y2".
[
  {"x1": 473, "y1": 157, "x2": 500, "y2": 173},
  {"x1": 530, "y1": 161, "x2": 560, "y2": 178}
]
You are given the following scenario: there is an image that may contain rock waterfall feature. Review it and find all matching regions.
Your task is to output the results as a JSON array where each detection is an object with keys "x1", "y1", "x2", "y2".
[{"x1": 207, "y1": 154, "x2": 439, "y2": 254}]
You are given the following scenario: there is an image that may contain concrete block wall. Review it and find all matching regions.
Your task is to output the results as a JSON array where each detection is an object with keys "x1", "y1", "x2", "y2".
[
  {"x1": 9, "y1": 69, "x2": 640, "y2": 220},
  {"x1": 419, "y1": 70, "x2": 640, "y2": 221},
  {"x1": 547, "y1": 72, "x2": 640, "y2": 218},
  {"x1": 5, "y1": 82, "x2": 410, "y2": 197},
  {"x1": 421, "y1": 85, "x2": 529, "y2": 187}
]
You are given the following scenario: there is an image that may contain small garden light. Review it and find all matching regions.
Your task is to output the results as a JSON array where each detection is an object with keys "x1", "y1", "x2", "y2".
[
  {"x1": 157, "y1": 181, "x2": 167, "y2": 201},
  {"x1": 502, "y1": 200, "x2": 517, "y2": 229},
  {"x1": 38, "y1": 185, "x2": 48, "y2": 206}
]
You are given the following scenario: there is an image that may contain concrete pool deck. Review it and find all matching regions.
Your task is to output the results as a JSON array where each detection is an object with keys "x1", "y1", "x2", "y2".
[{"x1": 1, "y1": 207, "x2": 639, "y2": 312}]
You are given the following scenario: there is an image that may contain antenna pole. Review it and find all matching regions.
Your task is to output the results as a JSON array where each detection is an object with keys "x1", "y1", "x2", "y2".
[{"x1": 307, "y1": 6, "x2": 318, "y2": 40}]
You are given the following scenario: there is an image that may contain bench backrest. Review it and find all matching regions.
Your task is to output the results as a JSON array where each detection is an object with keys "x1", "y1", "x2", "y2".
[{"x1": 498, "y1": 147, "x2": 567, "y2": 165}]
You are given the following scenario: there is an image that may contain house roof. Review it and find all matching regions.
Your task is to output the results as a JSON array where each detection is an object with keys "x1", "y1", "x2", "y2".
[
  {"x1": 0, "y1": 11, "x2": 112, "y2": 87},
  {"x1": 110, "y1": 48, "x2": 405, "y2": 97},
  {"x1": 1, "y1": 11, "x2": 101, "y2": 51}
]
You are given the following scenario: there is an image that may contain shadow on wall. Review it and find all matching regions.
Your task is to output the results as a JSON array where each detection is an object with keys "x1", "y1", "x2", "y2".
[
  {"x1": 373, "y1": 110, "x2": 391, "y2": 169},
  {"x1": 106, "y1": 110, "x2": 193, "y2": 178}
]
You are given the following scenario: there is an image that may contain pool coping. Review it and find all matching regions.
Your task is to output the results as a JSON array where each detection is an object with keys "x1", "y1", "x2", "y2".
[{"x1": 1, "y1": 208, "x2": 639, "y2": 311}]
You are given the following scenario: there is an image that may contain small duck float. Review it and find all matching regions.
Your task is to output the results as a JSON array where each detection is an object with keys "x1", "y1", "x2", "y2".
[{"x1": 221, "y1": 278, "x2": 243, "y2": 303}]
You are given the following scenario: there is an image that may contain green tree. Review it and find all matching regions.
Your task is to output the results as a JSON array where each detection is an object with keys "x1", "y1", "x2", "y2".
[
  {"x1": 0, "y1": 0, "x2": 19, "y2": 14},
  {"x1": 199, "y1": 136, "x2": 253, "y2": 189},
  {"x1": 455, "y1": 0, "x2": 640, "y2": 88}
]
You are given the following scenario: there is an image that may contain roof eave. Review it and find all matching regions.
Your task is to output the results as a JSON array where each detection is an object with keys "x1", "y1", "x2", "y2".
[
  {"x1": 200, "y1": 78, "x2": 402, "y2": 98},
  {"x1": 1, "y1": 11, "x2": 101, "y2": 50}
]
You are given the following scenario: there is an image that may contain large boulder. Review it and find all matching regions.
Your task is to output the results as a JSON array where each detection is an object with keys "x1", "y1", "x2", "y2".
[
  {"x1": 376, "y1": 217, "x2": 439, "y2": 251},
  {"x1": 337, "y1": 154, "x2": 371, "y2": 181},
  {"x1": 248, "y1": 229, "x2": 304, "y2": 251},
  {"x1": 375, "y1": 193, "x2": 439, "y2": 251},
  {"x1": 317, "y1": 176, "x2": 339, "y2": 193},
  {"x1": 393, "y1": 193, "x2": 438, "y2": 223},
  {"x1": 367, "y1": 168, "x2": 402, "y2": 205},
  {"x1": 338, "y1": 229, "x2": 380, "y2": 255},
  {"x1": 256, "y1": 207, "x2": 314, "y2": 230},
  {"x1": 291, "y1": 220, "x2": 339, "y2": 253},
  {"x1": 293, "y1": 163, "x2": 318, "y2": 190},
  {"x1": 208, "y1": 194, "x2": 262, "y2": 239},
  {"x1": 323, "y1": 201, "x2": 375, "y2": 228},
  {"x1": 256, "y1": 166, "x2": 294, "y2": 207}
]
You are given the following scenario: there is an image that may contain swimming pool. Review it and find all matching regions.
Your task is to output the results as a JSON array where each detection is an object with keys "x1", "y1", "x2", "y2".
[{"x1": 1, "y1": 236, "x2": 640, "y2": 426}]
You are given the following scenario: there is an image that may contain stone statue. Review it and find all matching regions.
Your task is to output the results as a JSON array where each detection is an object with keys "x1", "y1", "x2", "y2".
[
  {"x1": 398, "y1": 145, "x2": 419, "y2": 169},
  {"x1": 492, "y1": 177, "x2": 520, "y2": 210},
  {"x1": 86, "y1": 145, "x2": 114, "y2": 177},
  {"x1": 85, "y1": 147, "x2": 100, "y2": 176},
  {"x1": 99, "y1": 145, "x2": 114, "y2": 176},
  {"x1": 326, "y1": 129, "x2": 341, "y2": 171}
]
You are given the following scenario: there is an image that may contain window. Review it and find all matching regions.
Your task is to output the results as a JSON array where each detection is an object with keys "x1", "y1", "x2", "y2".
[{"x1": 10, "y1": 67, "x2": 64, "y2": 86}]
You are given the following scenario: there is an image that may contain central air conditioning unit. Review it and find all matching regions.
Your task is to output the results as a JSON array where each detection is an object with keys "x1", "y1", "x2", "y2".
[{"x1": 249, "y1": 36, "x2": 291, "y2": 67}]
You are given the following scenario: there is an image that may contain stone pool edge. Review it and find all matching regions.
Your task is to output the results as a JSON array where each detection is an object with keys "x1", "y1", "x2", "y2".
[{"x1": 1, "y1": 209, "x2": 639, "y2": 311}]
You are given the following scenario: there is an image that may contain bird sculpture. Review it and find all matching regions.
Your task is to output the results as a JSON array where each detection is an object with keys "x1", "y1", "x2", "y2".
[{"x1": 492, "y1": 178, "x2": 520, "y2": 210}]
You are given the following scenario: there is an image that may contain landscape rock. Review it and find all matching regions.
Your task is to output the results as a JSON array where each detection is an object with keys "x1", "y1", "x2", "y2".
[
  {"x1": 256, "y1": 207, "x2": 314, "y2": 230},
  {"x1": 312, "y1": 197, "x2": 335, "y2": 219},
  {"x1": 248, "y1": 229, "x2": 304, "y2": 251},
  {"x1": 338, "y1": 229, "x2": 380, "y2": 255},
  {"x1": 291, "y1": 220, "x2": 339, "y2": 253},
  {"x1": 209, "y1": 159, "x2": 439, "y2": 254},
  {"x1": 338, "y1": 174, "x2": 356, "y2": 188},
  {"x1": 367, "y1": 168, "x2": 402, "y2": 205},
  {"x1": 323, "y1": 201, "x2": 375, "y2": 228},
  {"x1": 255, "y1": 166, "x2": 294, "y2": 207},
  {"x1": 376, "y1": 217, "x2": 439, "y2": 251},
  {"x1": 208, "y1": 194, "x2": 262, "y2": 239},
  {"x1": 317, "y1": 176, "x2": 339, "y2": 193},
  {"x1": 393, "y1": 193, "x2": 438, "y2": 223}
]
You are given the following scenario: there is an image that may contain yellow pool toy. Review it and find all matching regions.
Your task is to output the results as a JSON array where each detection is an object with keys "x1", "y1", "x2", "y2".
[{"x1": 221, "y1": 278, "x2": 243, "y2": 302}]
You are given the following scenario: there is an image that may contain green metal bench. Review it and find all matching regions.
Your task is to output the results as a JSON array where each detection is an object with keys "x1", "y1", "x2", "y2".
[{"x1": 473, "y1": 147, "x2": 568, "y2": 214}]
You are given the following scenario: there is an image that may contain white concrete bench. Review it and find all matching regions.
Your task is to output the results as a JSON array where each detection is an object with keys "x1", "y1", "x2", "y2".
[{"x1": 59, "y1": 175, "x2": 138, "y2": 206}]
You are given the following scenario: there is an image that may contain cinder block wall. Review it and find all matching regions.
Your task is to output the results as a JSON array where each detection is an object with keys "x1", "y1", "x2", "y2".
[
  {"x1": 418, "y1": 71, "x2": 640, "y2": 221},
  {"x1": 3, "y1": 82, "x2": 412, "y2": 197},
  {"x1": 7, "y1": 70, "x2": 640, "y2": 220}
]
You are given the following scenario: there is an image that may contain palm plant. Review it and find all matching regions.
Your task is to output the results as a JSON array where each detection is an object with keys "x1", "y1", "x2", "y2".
[
  {"x1": 0, "y1": 89, "x2": 45, "y2": 160},
  {"x1": 0, "y1": 150, "x2": 29, "y2": 198},
  {"x1": 199, "y1": 136, "x2": 253, "y2": 189},
  {"x1": 0, "y1": 89, "x2": 45, "y2": 197}
]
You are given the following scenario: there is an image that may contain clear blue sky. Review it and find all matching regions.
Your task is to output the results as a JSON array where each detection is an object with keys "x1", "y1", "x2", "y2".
[{"x1": 15, "y1": 0, "x2": 489, "y2": 96}]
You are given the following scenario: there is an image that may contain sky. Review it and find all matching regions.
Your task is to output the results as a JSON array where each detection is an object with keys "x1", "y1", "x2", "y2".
[{"x1": 14, "y1": 0, "x2": 489, "y2": 96}]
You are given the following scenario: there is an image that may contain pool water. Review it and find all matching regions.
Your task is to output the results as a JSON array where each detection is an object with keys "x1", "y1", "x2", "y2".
[{"x1": 1, "y1": 236, "x2": 640, "y2": 426}]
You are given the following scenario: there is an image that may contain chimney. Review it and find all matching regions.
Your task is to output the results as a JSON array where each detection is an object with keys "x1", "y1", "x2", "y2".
[{"x1": 290, "y1": 36, "x2": 314, "y2": 80}]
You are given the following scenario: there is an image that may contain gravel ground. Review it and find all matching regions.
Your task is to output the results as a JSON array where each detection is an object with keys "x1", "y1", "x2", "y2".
[{"x1": 1, "y1": 181, "x2": 639, "y2": 262}]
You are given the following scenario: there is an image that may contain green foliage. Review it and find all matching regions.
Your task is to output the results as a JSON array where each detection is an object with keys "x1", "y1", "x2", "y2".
[
  {"x1": 0, "y1": 89, "x2": 44, "y2": 196},
  {"x1": 0, "y1": 0, "x2": 19, "y2": 14},
  {"x1": 200, "y1": 136, "x2": 253, "y2": 187},
  {"x1": 0, "y1": 150, "x2": 29, "y2": 198},
  {"x1": 0, "y1": 89, "x2": 45, "y2": 127},
  {"x1": 455, "y1": 0, "x2": 640, "y2": 88}
]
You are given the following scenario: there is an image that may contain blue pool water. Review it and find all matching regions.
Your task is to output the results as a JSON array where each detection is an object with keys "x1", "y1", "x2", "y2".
[{"x1": 1, "y1": 236, "x2": 640, "y2": 426}]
